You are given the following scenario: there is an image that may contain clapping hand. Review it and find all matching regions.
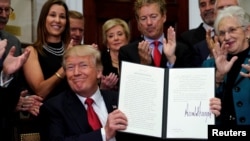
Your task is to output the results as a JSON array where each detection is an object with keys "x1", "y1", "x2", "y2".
[
  {"x1": 240, "y1": 59, "x2": 250, "y2": 78},
  {"x1": 163, "y1": 26, "x2": 176, "y2": 64},
  {"x1": 213, "y1": 41, "x2": 238, "y2": 76},
  {"x1": 3, "y1": 47, "x2": 30, "y2": 75},
  {"x1": 206, "y1": 29, "x2": 219, "y2": 57},
  {"x1": 0, "y1": 39, "x2": 7, "y2": 58},
  {"x1": 138, "y1": 40, "x2": 152, "y2": 65},
  {"x1": 16, "y1": 90, "x2": 43, "y2": 116},
  {"x1": 100, "y1": 73, "x2": 119, "y2": 90},
  {"x1": 91, "y1": 43, "x2": 98, "y2": 50},
  {"x1": 209, "y1": 97, "x2": 221, "y2": 117}
]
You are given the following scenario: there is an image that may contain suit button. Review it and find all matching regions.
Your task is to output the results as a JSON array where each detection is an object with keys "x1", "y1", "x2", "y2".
[
  {"x1": 239, "y1": 117, "x2": 246, "y2": 123},
  {"x1": 229, "y1": 115, "x2": 236, "y2": 121},
  {"x1": 237, "y1": 101, "x2": 243, "y2": 107},
  {"x1": 234, "y1": 87, "x2": 240, "y2": 92}
]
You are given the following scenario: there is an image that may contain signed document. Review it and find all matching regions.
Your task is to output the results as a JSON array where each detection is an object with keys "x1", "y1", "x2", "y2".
[{"x1": 118, "y1": 61, "x2": 215, "y2": 139}]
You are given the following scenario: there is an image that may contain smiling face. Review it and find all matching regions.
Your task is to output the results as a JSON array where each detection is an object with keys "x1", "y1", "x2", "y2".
[
  {"x1": 218, "y1": 17, "x2": 249, "y2": 54},
  {"x1": 70, "y1": 17, "x2": 84, "y2": 46},
  {"x1": 106, "y1": 25, "x2": 128, "y2": 51},
  {"x1": 0, "y1": 0, "x2": 10, "y2": 30},
  {"x1": 137, "y1": 3, "x2": 166, "y2": 40},
  {"x1": 46, "y1": 4, "x2": 67, "y2": 40},
  {"x1": 199, "y1": 0, "x2": 216, "y2": 26},
  {"x1": 64, "y1": 49, "x2": 102, "y2": 97}
]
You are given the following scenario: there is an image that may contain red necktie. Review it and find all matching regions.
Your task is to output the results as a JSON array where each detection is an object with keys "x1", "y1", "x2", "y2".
[
  {"x1": 85, "y1": 98, "x2": 102, "y2": 130},
  {"x1": 153, "y1": 41, "x2": 161, "y2": 67}
]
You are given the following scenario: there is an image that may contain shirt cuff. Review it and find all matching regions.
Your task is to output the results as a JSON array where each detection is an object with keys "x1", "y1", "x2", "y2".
[
  {"x1": 166, "y1": 62, "x2": 174, "y2": 68},
  {"x1": 101, "y1": 128, "x2": 116, "y2": 141},
  {"x1": 0, "y1": 70, "x2": 13, "y2": 87}
]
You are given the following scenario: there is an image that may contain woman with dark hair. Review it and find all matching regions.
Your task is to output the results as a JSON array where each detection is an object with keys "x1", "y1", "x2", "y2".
[
  {"x1": 23, "y1": 0, "x2": 71, "y2": 101},
  {"x1": 19, "y1": 0, "x2": 72, "y2": 135}
]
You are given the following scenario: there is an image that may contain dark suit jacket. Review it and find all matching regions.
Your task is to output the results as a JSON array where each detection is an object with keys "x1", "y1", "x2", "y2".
[
  {"x1": 0, "y1": 76, "x2": 22, "y2": 141},
  {"x1": 192, "y1": 40, "x2": 210, "y2": 67},
  {"x1": 119, "y1": 38, "x2": 194, "y2": 68},
  {"x1": 0, "y1": 30, "x2": 22, "y2": 141},
  {"x1": 178, "y1": 23, "x2": 206, "y2": 48},
  {"x1": 39, "y1": 89, "x2": 119, "y2": 141},
  {"x1": 39, "y1": 88, "x2": 201, "y2": 141},
  {"x1": 101, "y1": 50, "x2": 120, "y2": 90}
]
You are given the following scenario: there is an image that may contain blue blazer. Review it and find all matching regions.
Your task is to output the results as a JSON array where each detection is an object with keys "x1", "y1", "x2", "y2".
[{"x1": 202, "y1": 50, "x2": 250, "y2": 125}]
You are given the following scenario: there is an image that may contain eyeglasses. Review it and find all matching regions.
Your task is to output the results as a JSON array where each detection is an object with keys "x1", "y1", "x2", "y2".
[
  {"x1": 0, "y1": 7, "x2": 14, "y2": 15},
  {"x1": 218, "y1": 26, "x2": 244, "y2": 38}
]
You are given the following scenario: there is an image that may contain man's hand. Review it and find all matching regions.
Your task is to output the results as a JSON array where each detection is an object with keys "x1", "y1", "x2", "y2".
[
  {"x1": 206, "y1": 29, "x2": 219, "y2": 57},
  {"x1": 138, "y1": 40, "x2": 152, "y2": 65},
  {"x1": 163, "y1": 26, "x2": 176, "y2": 64},
  {"x1": 16, "y1": 90, "x2": 43, "y2": 116},
  {"x1": 210, "y1": 97, "x2": 221, "y2": 117},
  {"x1": 0, "y1": 39, "x2": 7, "y2": 58},
  {"x1": 91, "y1": 43, "x2": 98, "y2": 50},
  {"x1": 3, "y1": 47, "x2": 30, "y2": 75},
  {"x1": 105, "y1": 109, "x2": 128, "y2": 140}
]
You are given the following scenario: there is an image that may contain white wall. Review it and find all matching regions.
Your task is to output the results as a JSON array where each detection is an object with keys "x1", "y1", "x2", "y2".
[
  {"x1": 188, "y1": 0, "x2": 250, "y2": 30},
  {"x1": 189, "y1": 1, "x2": 202, "y2": 29},
  {"x1": 239, "y1": 0, "x2": 250, "y2": 15}
]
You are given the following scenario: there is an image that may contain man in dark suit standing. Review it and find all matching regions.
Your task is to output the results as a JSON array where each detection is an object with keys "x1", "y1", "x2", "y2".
[
  {"x1": 0, "y1": 0, "x2": 22, "y2": 68},
  {"x1": 192, "y1": 0, "x2": 240, "y2": 67},
  {"x1": 119, "y1": 0, "x2": 194, "y2": 69},
  {"x1": 39, "y1": 45, "x2": 128, "y2": 141},
  {"x1": 0, "y1": 0, "x2": 29, "y2": 140},
  {"x1": 178, "y1": 0, "x2": 216, "y2": 67},
  {"x1": 179, "y1": 0, "x2": 216, "y2": 50}
]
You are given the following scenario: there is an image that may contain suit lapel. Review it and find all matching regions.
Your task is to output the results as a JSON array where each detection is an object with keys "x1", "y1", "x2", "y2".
[
  {"x1": 101, "y1": 90, "x2": 118, "y2": 113},
  {"x1": 64, "y1": 91, "x2": 90, "y2": 132}
]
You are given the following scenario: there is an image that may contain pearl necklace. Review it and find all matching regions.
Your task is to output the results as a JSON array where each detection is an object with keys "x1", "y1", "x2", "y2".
[{"x1": 42, "y1": 43, "x2": 64, "y2": 56}]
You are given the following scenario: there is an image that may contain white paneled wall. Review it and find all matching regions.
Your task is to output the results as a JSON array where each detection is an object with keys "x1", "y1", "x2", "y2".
[
  {"x1": 189, "y1": 1, "x2": 202, "y2": 29},
  {"x1": 65, "y1": 0, "x2": 83, "y2": 13}
]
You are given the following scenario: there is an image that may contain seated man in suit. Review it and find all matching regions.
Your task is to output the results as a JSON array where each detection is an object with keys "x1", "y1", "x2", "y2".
[
  {"x1": 39, "y1": 45, "x2": 222, "y2": 141},
  {"x1": 39, "y1": 45, "x2": 128, "y2": 141}
]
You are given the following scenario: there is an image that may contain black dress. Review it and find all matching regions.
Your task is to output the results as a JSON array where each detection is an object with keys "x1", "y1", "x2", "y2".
[
  {"x1": 37, "y1": 42, "x2": 70, "y2": 101},
  {"x1": 101, "y1": 50, "x2": 119, "y2": 90}
]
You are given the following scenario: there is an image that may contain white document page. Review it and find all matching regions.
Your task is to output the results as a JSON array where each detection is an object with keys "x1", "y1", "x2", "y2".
[
  {"x1": 166, "y1": 68, "x2": 215, "y2": 139},
  {"x1": 118, "y1": 61, "x2": 165, "y2": 138}
]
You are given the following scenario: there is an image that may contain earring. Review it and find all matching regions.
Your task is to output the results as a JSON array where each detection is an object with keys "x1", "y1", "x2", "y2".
[{"x1": 107, "y1": 47, "x2": 110, "y2": 52}]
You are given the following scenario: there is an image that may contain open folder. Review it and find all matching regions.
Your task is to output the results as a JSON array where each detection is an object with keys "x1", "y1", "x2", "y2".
[{"x1": 118, "y1": 61, "x2": 215, "y2": 140}]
